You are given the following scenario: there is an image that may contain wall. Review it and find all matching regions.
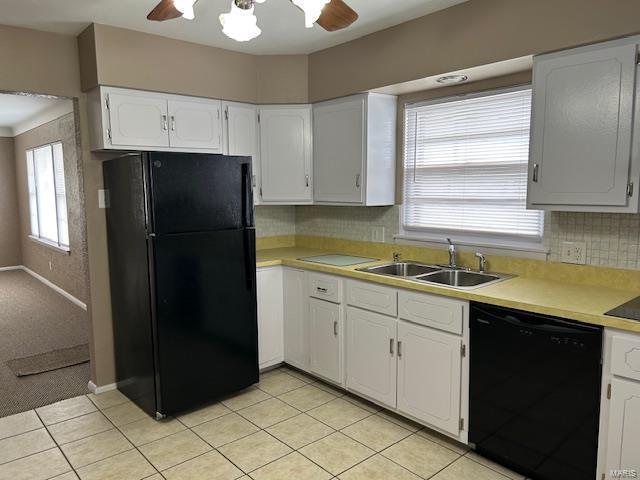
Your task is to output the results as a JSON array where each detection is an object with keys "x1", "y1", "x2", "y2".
[
  {"x1": 255, "y1": 206, "x2": 296, "y2": 238},
  {"x1": 79, "y1": 24, "x2": 309, "y2": 104},
  {"x1": 308, "y1": 0, "x2": 640, "y2": 101},
  {"x1": 0, "y1": 137, "x2": 20, "y2": 267},
  {"x1": 14, "y1": 113, "x2": 89, "y2": 302}
]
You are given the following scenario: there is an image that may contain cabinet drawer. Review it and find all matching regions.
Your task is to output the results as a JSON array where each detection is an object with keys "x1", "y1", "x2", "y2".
[
  {"x1": 398, "y1": 291, "x2": 464, "y2": 335},
  {"x1": 347, "y1": 280, "x2": 397, "y2": 317},
  {"x1": 309, "y1": 273, "x2": 342, "y2": 304},
  {"x1": 611, "y1": 334, "x2": 640, "y2": 382}
]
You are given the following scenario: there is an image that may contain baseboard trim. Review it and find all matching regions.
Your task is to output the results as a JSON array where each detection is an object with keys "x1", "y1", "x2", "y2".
[
  {"x1": 88, "y1": 381, "x2": 117, "y2": 394},
  {"x1": 0, "y1": 265, "x2": 22, "y2": 272},
  {"x1": 20, "y1": 266, "x2": 87, "y2": 311}
]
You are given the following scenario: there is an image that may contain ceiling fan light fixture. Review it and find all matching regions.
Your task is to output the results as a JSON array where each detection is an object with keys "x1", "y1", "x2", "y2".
[
  {"x1": 292, "y1": 0, "x2": 331, "y2": 28},
  {"x1": 219, "y1": 1, "x2": 262, "y2": 42},
  {"x1": 173, "y1": 0, "x2": 196, "y2": 20}
]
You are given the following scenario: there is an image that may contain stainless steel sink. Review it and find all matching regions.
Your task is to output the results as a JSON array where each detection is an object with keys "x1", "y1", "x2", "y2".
[
  {"x1": 357, "y1": 262, "x2": 441, "y2": 277},
  {"x1": 416, "y1": 270, "x2": 504, "y2": 288}
]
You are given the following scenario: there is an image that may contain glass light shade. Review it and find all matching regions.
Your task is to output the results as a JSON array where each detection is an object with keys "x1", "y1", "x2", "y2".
[
  {"x1": 219, "y1": 1, "x2": 261, "y2": 42},
  {"x1": 173, "y1": 0, "x2": 196, "y2": 20},
  {"x1": 292, "y1": 0, "x2": 330, "y2": 28}
]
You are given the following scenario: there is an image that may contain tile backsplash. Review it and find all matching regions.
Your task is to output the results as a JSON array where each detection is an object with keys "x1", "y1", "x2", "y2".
[{"x1": 255, "y1": 205, "x2": 640, "y2": 270}]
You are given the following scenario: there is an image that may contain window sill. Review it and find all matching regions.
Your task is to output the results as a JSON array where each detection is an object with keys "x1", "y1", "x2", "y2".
[
  {"x1": 28, "y1": 235, "x2": 70, "y2": 255},
  {"x1": 394, "y1": 234, "x2": 549, "y2": 261}
]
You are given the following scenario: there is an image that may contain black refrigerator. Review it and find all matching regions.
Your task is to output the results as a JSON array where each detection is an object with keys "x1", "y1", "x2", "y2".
[{"x1": 103, "y1": 152, "x2": 258, "y2": 418}]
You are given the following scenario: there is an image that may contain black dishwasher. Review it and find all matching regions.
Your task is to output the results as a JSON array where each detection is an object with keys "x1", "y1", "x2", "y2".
[{"x1": 469, "y1": 303, "x2": 603, "y2": 480}]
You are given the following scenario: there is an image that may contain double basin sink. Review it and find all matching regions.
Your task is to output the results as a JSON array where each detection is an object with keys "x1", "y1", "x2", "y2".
[{"x1": 356, "y1": 262, "x2": 510, "y2": 289}]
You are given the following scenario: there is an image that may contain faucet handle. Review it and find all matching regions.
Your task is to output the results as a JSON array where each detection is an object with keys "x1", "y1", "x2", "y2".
[{"x1": 393, "y1": 252, "x2": 401, "y2": 262}]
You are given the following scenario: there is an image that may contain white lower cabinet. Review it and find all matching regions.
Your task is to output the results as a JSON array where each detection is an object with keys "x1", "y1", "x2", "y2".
[
  {"x1": 397, "y1": 320, "x2": 462, "y2": 436},
  {"x1": 256, "y1": 267, "x2": 284, "y2": 369},
  {"x1": 606, "y1": 378, "x2": 640, "y2": 473},
  {"x1": 309, "y1": 298, "x2": 343, "y2": 384},
  {"x1": 346, "y1": 306, "x2": 398, "y2": 408},
  {"x1": 599, "y1": 329, "x2": 640, "y2": 478},
  {"x1": 283, "y1": 268, "x2": 310, "y2": 372}
]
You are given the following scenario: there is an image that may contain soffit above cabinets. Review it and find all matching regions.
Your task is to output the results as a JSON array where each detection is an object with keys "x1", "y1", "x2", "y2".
[{"x1": 0, "y1": 0, "x2": 468, "y2": 55}]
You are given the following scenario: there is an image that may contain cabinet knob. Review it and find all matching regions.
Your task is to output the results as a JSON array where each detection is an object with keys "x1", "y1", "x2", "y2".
[
  {"x1": 389, "y1": 338, "x2": 394, "y2": 355},
  {"x1": 161, "y1": 115, "x2": 168, "y2": 131},
  {"x1": 356, "y1": 173, "x2": 361, "y2": 188},
  {"x1": 333, "y1": 321, "x2": 338, "y2": 336},
  {"x1": 170, "y1": 115, "x2": 176, "y2": 131},
  {"x1": 532, "y1": 163, "x2": 539, "y2": 183},
  {"x1": 397, "y1": 340, "x2": 403, "y2": 358},
  {"x1": 305, "y1": 175, "x2": 310, "y2": 187}
]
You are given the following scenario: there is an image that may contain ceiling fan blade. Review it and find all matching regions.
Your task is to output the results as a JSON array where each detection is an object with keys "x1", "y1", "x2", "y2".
[
  {"x1": 317, "y1": 0, "x2": 358, "y2": 31},
  {"x1": 147, "y1": 0, "x2": 182, "y2": 21}
]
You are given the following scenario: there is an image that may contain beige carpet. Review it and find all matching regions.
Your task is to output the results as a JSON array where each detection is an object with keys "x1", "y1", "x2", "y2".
[{"x1": 0, "y1": 270, "x2": 90, "y2": 418}]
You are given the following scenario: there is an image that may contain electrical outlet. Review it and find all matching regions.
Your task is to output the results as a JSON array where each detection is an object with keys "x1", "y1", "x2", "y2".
[
  {"x1": 371, "y1": 226, "x2": 385, "y2": 243},
  {"x1": 561, "y1": 241, "x2": 586, "y2": 265}
]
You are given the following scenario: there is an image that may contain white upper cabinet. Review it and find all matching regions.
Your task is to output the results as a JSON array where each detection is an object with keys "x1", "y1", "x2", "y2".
[
  {"x1": 528, "y1": 38, "x2": 640, "y2": 212},
  {"x1": 313, "y1": 93, "x2": 396, "y2": 206},
  {"x1": 168, "y1": 98, "x2": 223, "y2": 151},
  {"x1": 106, "y1": 91, "x2": 170, "y2": 148},
  {"x1": 223, "y1": 102, "x2": 260, "y2": 204},
  {"x1": 258, "y1": 105, "x2": 313, "y2": 204}
]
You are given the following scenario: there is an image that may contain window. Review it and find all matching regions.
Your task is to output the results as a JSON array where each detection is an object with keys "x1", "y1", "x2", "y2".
[
  {"x1": 26, "y1": 142, "x2": 69, "y2": 250},
  {"x1": 401, "y1": 87, "x2": 544, "y2": 248}
]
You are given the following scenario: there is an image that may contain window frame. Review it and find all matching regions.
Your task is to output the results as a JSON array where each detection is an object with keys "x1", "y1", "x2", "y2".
[
  {"x1": 25, "y1": 141, "x2": 70, "y2": 253},
  {"x1": 397, "y1": 84, "x2": 547, "y2": 255}
]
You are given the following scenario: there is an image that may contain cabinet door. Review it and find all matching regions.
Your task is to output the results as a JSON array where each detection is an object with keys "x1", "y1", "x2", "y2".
[
  {"x1": 283, "y1": 269, "x2": 310, "y2": 371},
  {"x1": 309, "y1": 298, "x2": 342, "y2": 385},
  {"x1": 256, "y1": 268, "x2": 284, "y2": 369},
  {"x1": 259, "y1": 106, "x2": 312, "y2": 203},
  {"x1": 168, "y1": 98, "x2": 223, "y2": 151},
  {"x1": 313, "y1": 96, "x2": 365, "y2": 204},
  {"x1": 346, "y1": 306, "x2": 397, "y2": 408},
  {"x1": 606, "y1": 378, "x2": 640, "y2": 474},
  {"x1": 529, "y1": 42, "x2": 637, "y2": 208},
  {"x1": 107, "y1": 92, "x2": 169, "y2": 147},
  {"x1": 397, "y1": 321, "x2": 462, "y2": 436},
  {"x1": 224, "y1": 102, "x2": 260, "y2": 204}
]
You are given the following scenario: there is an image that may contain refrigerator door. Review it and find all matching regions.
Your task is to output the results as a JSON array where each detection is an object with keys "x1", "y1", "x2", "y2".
[
  {"x1": 148, "y1": 152, "x2": 254, "y2": 234},
  {"x1": 151, "y1": 228, "x2": 258, "y2": 415},
  {"x1": 103, "y1": 154, "x2": 158, "y2": 417}
]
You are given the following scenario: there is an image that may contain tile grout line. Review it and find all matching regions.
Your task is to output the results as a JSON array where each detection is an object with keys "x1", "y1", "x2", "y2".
[{"x1": 32, "y1": 407, "x2": 78, "y2": 479}]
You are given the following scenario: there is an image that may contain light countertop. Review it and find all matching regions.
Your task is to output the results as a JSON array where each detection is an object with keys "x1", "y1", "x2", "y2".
[{"x1": 256, "y1": 246, "x2": 640, "y2": 333}]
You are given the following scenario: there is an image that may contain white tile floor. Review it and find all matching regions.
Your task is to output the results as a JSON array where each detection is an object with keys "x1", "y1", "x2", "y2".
[{"x1": 0, "y1": 366, "x2": 528, "y2": 479}]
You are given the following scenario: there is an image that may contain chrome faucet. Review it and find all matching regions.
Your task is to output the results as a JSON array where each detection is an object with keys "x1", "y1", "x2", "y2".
[
  {"x1": 446, "y1": 238, "x2": 457, "y2": 268},
  {"x1": 475, "y1": 252, "x2": 487, "y2": 273}
]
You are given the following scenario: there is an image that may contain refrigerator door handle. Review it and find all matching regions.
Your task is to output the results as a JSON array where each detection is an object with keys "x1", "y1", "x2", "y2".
[
  {"x1": 243, "y1": 228, "x2": 256, "y2": 291},
  {"x1": 242, "y1": 163, "x2": 254, "y2": 227}
]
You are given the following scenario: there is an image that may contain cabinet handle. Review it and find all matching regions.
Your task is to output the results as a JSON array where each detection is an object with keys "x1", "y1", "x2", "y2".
[
  {"x1": 397, "y1": 340, "x2": 403, "y2": 358},
  {"x1": 162, "y1": 115, "x2": 168, "y2": 131},
  {"x1": 532, "y1": 163, "x2": 539, "y2": 183},
  {"x1": 333, "y1": 321, "x2": 338, "y2": 336},
  {"x1": 316, "y1": 286, "x2": 328, "y2": 293},
  {"x1": 389, "y1": 338, "x2": 394, "y2": 355},
  {"x1": 305, "y1": 175, "x2": 310, "y2": 187},
  {"x1": 356, "y1": 173, "x2": 361, "y2": 188},
  {"x1": 170, "y1": 115, "x2": 176, "y2": 131}
]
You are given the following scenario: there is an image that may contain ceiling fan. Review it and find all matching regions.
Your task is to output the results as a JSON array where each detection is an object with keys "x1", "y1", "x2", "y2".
[{"x1": 147, "y1": 0, "x2": 358, "y2": 41}]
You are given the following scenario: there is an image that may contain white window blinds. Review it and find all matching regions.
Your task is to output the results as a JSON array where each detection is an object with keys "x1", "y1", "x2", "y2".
[
  {"x1": 403, "y1": 87, "x2": 543, "y2": 242},
  {"x1": 25, "y1": 142, "x2": 69, "y2": 249}
]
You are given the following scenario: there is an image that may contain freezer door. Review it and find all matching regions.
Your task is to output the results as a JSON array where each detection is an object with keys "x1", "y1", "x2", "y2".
[
  {"x1": 103, "y1": 154, "x2": 157, "y2": 417},
  {"x1": 152, "y1": 228, "x2": 258, "y2": 415},
  {"x1": 148, "y1": 152, "x2": 254, "y2": 234}
]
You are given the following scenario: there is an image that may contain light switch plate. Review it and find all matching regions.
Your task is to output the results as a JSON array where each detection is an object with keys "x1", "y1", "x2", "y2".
[
  {"x1": 561, "y1": 241, "x2": 586, "y2": 265},
  {"x1": 98, "y1": 189, "x2": 110, "y2": 209},
  {"x1": 371, "y1": 226, "x2": 385, "y2": 243}
]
